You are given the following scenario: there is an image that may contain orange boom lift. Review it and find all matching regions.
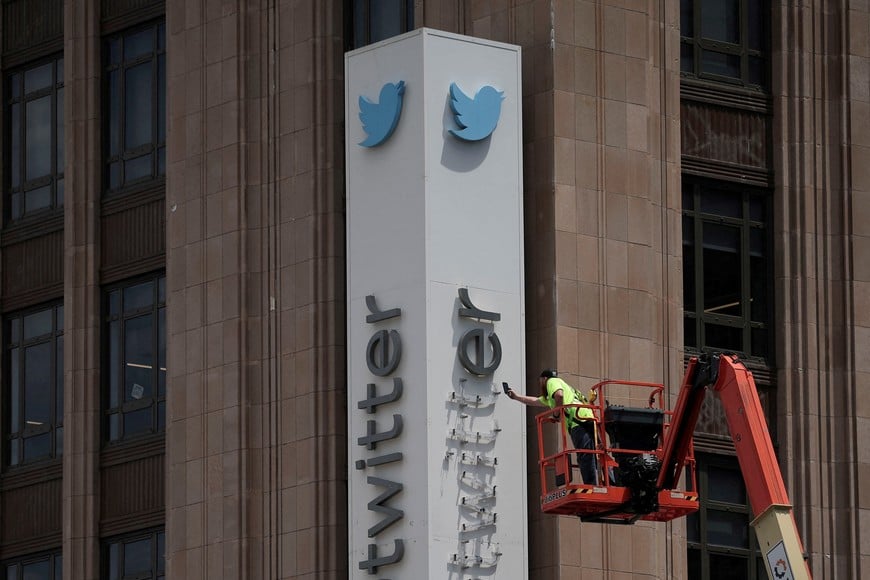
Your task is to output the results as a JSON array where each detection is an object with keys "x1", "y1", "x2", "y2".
[{"x1": 535, "y1": 353, "x2": 811, "y2": 580}]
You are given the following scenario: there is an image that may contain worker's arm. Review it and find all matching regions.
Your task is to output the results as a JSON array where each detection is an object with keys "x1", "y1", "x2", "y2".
[
  {"x1": 506, "y1": 390, "x2": 546, "y2": 407},
  {"x1": 507, "y1": 386, "x2": 563, "y2": 422}
]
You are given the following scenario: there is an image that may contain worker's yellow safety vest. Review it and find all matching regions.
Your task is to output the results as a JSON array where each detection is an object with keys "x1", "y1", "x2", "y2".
[{"x1": 539, "y1": 377, "x2": 594, "y2": 429}]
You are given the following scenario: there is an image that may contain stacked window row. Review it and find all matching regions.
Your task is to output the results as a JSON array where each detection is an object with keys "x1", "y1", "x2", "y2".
[
  {"x1": 5, "y1": 21, "x2": 165, "y2": 224},
  {"x1": 3, "y1": 273, "x2": 165, "y2": 467},
  {"x1": 680, "y1": 0, "x2": 768, "y2": 89},
  {"x1": 2, "y1": 529, "x2": 165, "y2": 580}
]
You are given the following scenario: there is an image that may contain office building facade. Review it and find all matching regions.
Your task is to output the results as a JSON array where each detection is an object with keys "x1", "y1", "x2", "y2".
[{"x1": 0, "y1": 0, "x2": 867, "y2": 578}]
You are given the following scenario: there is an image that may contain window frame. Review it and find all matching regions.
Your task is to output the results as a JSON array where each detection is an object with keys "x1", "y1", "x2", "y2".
[
  {"x1": 103, "y1": 19, "x2": 166, "y2": 196},
  {"x1": 3, "y1": 301, "x2": 64, "y2": 468},
  {"x1": 4, "y1": 53, "x2": 65, "y2": 223},
  {"x1": 346, "y1": 0, "x2": 415, "y2": 50},
  {"x1": 680, "y1": 0, "x2": 769, "y2": 91},
  {"x1": 3, "y1": 549, "x2": 62, "y2": 580},
  {"x1": 103, "y1": 528, "x2": 165, "y2": 580},
  {"x1": 682, "y1": 177, "x2": 774, "y2": 366},
  {"x1": 102, "y1": 272, "x2": 166, "y2": 444},
  {"x1": 687, "y1": 453, "x2": 765, "y2": 579}
]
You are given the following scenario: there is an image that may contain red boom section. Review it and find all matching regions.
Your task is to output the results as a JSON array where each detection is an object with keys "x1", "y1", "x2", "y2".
[
  {"x1": 658, "y1": 354, "x2": 790, "y2": 515},
  {"x1": 655, "y1": 357, "x2": 703, "y2": 491},
  {"x1": 710, "y1": 355, "x2": 791, "y2": 512}
]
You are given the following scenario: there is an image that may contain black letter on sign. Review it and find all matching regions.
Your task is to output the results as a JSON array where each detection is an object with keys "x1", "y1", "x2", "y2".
[
  {"x1": 366, "y1": 330, "x2": 402, "y2": 376},
  {"x1": 357, "y1": 378, "x2": 403, "y2": 414},
  {"x1": 457, "y1": 327, "x2": 502, "y2": 376},
  {"x1": 365, "y1": 295, "x2": 402, "y2": 323},
  {"x1": 359, "y1": 539, "x2": 405, "y2": 575},
  {"x1": 357, "y1": 414, "x2": 404, "y2": 450},
  {"x1": 366, "y1": 476, "x2": 404, "y2": 537},
  {"x1": 457, "y1": 288, "x2": 501, "y2": 321}
]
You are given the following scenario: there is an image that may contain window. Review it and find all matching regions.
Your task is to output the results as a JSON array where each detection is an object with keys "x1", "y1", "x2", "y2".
[
  {"x1": 682, "y1": 178, "x2": 772, "y2": 362},
  {"x1": 4, "y1": 551, "x2": 62, "y2": 580},
  {"x1": 348, "y1": 0, "x2": 414, "y2": 49},
  {"x1": 4, "y1": 303, "x2": 64, "y2": 467},
  {"x1": 6, "y1": 56, "x2": 64, "y2": 222},
  {"x1": 104, "y1": 274, "x2": 165, "y2": 442},
  {"x1": 680, "y1": 0, "x2": 768, "y2": 89},
  {"x1": 104, "y1": 530, "x2": 164, "y2": 580},
  {"x1": 687, "y1": 454, "x2": 764, "y2": 579},
  {"x1": 105, "y1": 21, "x2": 165, "y2": 194}
]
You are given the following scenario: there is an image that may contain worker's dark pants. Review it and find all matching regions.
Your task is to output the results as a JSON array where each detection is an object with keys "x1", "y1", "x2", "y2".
[{"x1": 569, "y1": 422, "x2": 598, "y2": 485}]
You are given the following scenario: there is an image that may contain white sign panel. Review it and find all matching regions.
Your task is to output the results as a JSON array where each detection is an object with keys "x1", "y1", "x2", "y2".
[
  {"x1": 346, "y1": 28, "x2": 527, "y2": 578},
  {"x1": 766, "y1": 541, "x2": 796, "y2": 580}
]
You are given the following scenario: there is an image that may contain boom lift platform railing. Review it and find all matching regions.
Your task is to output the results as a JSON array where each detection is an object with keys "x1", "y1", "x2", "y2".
[
  {"x1": 534, "y1": 353, "x2": 812, "y2": 580},
  {"x1": 536, "y1": 378, "x2": 699, "y2": 524}
]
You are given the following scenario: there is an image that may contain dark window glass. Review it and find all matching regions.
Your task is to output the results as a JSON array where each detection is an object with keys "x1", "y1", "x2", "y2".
[
  {"x1": 700, "y1": 0, "x2": 739, "y2": 43},
  {"x1": 348, "y1": 0, "x2": 414, "y2": 49},
  {"x1": 680, "y1": 0, "x2": 694, "y2": 37},
  {"x1": 370, "y1": 0, "x2": 404, "y2": 42},
  {"x1": 708, "y1": 509, "x2": 750, "y2": 548},
  {"x1": 104, "y1": 274, "x2": 166, "y2": 443},
  {"x1": 5, "y1": 304, "x2": 64, "y2": 467},
  {"x1": 5, "y1": 56, "x2": 65, "y2": 222},
  {"x1": 747, "y1": 1, "x2": 765, "y2": 51},
  {"x1": 683, "y1": 215, "x2": 696, "y2": 312},
  {"x1": 124, "y1": 63, "x2": 152, "y2": 150},
  {"x1": 751, "y1": 327, "x2": 769, "y2": 359},
  {"x1": 680, "y1": 0, "x2": 769, "y2": 89},
  {"x1": 124, "y1": 28, "x2": 153, "y2": 60},
  {"x1": 707, "y1": 464, "x2": 746, "y2": 503},
  {"x1": 124, "y1": 538, "x2": 151, "y2": 575},
  {"x1": 687, "y1": 454, "x2": 761, "y2": 580},
  {"x1": 684, "y1": 317, "x2": 697, "y2": 348},
  {"x1": 704, "y1": 322, "x2": 742, "y2": 351},
  {"x1": 25, "y1": 96, "x2": 51, "y2": 181},
  {"x1": 680, "y1": 42, "x2": 694, "y2": 73},
  {"x1": 682, "y1": 178, "x2": 772, "y2": 362},
  {"x1": 24, "y1": 343, "x2": 52, "y2": 423},
  {"x1": 104, "y1": 22, "x2": 165, "y2": 194},
  {"x1": 2, "y1": 550, "x2": 61, "y2": 580},
  {"x1": 687, "y1": 511, "x2": 701, "y2": 542},
  {"x1": 700, "y1": 50, "x2": 741, "y2": 78},
  {"x1": 710, "y1": 553, "x2": 749, "y2": 580},
  {"x1": 748, "y1": 55, "x2": 766, "y2": 86},
  {"x1": 687, "y1": 548, "x2": 702, "y2": 578},
  {"x1": 749, "y1": 229, "x2": 767, "y2": 320},
  {"x1": 104, "y1": 530, "x2": 164, "y2": 580},
  {"x1": 699, "y1": 188, "x2": 741, "y2": 218},
  {"x1": 702, "y1": 223, "x2": 741, "y2": 316},
  {"x1": 24, "y1": 64, "x2": 52, "y2": 93}
]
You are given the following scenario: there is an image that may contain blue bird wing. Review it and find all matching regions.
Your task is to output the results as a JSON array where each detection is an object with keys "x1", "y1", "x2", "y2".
[
  {"x1": 358, "y1": 95, "x2": 380, "y2": 132},
  {"x1": 479, "y1": 92, "x2": 504, "y2": 126},
  {"x1": 449, "y1": 83, "x2": 475, "y2": 129}
]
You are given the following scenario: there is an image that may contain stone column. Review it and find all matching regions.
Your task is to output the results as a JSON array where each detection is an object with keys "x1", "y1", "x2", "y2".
[
  {"x1": 62, "y1": 0, "x2": 102, "y2": 578},
  {"x1": 773, "y1": 0, "x2": 868, "y2": 577},
  {"x1": 165, "y1": 1, "x2": 346, "y2": 578}
]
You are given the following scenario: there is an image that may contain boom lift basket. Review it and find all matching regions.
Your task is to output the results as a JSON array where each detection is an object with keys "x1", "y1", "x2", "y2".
[{"x1": 536, "y1": 380, "x2": 699, "y2": 524}]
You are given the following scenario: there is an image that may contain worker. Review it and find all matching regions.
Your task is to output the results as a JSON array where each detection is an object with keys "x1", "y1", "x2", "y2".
[{"x1": 505, "y1": 369, "x2": 599, "y2": 485}]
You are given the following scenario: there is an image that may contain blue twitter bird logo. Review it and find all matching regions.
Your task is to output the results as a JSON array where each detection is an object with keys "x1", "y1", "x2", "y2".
[
  {"x1": 448, "y1": 82, "x2": 504, "y2": 141},
  {"x1": 359, "y1": 81, "x2": 406, "y2": 147}
]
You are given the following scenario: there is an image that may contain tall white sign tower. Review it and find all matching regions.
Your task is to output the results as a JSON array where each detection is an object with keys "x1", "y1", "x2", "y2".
[{"x1": 346, "y1": 28, "x2": 527, "y2": 578}]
